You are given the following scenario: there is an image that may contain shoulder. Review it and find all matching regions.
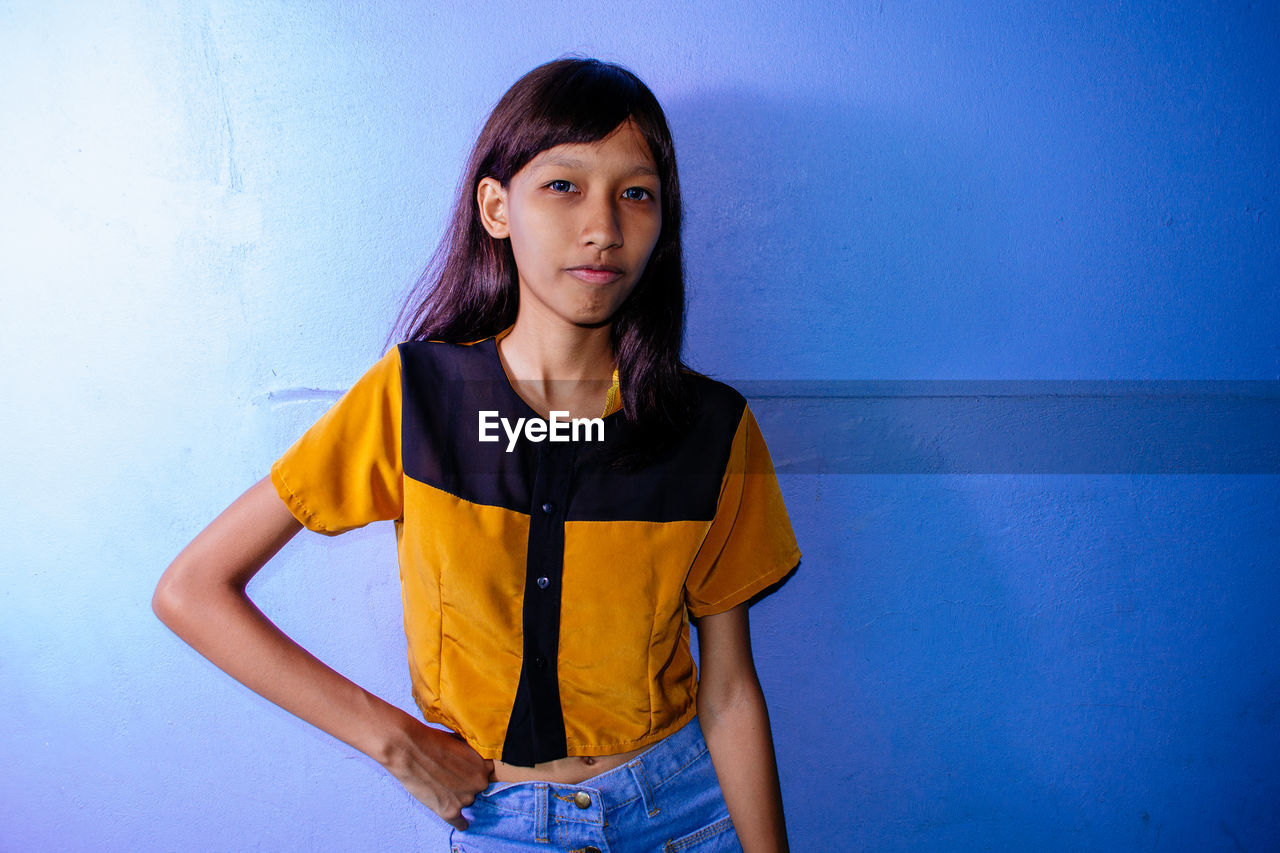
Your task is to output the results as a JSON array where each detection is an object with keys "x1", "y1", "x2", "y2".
[
  {"x1": 396, "y1": 337, "x2": 497, "y2": 381},
  {"x1": 395, "y1": 337, "x2": 490, "y2": 359},
  {"x1": 680, "y1": 369, "x2": 748, "y2": 433},
  {"x1": 676, "y1": 371, "x2": 785, "y2": 476},
  {"x1": 681, "y1": 369, "x2": 746, "y2": 406}
]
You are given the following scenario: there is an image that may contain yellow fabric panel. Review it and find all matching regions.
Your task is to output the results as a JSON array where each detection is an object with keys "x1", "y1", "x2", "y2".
[
  {"x1": 397, "y1": 477, "x2": 529, "y2": 758},
  {"x1": 270, "y1": 347, "x2": 403, "y2": 535},
  {"x1": 685, "y1": 406, "x2": 802, "y2": 618},
  {"x1": 559, "y1": 519, "x2": 708, "y2": 751}
]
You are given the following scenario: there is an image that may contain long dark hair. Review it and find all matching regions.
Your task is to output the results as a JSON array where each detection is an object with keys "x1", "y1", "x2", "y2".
[{"x1": 389, "y1": 57, "x2": 694, "y2": 459}]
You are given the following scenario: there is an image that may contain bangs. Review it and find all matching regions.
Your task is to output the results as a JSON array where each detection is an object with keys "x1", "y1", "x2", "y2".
[{"x1": 477, "y1": 59, "x2": 673, "y2": 184}]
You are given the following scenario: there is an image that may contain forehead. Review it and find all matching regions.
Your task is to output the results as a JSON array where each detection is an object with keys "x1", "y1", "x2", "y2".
[{"x1": 524, "y1": 121, "x2": 657, "y2": 175}]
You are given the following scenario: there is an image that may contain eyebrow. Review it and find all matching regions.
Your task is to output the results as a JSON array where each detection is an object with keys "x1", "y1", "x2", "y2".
[{"x1": 537, "y1": 156, "x2": 659, "y2": 178}]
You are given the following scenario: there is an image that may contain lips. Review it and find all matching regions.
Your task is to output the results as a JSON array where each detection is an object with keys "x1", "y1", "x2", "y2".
[{"x1": 566, "y1": 265, "x2": 624, "y2": 285}]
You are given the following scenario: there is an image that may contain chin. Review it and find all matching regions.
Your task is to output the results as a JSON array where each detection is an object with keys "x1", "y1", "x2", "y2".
[
  {"x1": 570, "y1": 314, "x2": 615, "y2": 330},
  {"x1": 566, "y1": 304, "x2": 623, "y2": 329}
]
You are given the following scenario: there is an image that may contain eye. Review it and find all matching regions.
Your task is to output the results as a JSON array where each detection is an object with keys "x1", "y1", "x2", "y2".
[
  {"x1": 622, "y1": 186, "x2": 655, "y2": 201},
  {"x1": 546, "y1": 179, "x2": 576, "y2": 193}
]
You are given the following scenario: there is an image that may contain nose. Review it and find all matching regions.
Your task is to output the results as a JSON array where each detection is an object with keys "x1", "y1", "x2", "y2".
[{"x1": 580, "y1": 196, "x2": 622, "y2": 250}]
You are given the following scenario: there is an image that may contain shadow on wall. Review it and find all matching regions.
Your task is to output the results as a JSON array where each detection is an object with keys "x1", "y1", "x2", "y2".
[{"x1": 668, "y1": 90, "x2": 1003, "y2": 378}]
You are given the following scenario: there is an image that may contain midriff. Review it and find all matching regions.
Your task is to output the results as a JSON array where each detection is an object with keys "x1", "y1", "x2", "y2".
[{"x1": 492, "y1": 744, "x2": 649, "y2": 784}]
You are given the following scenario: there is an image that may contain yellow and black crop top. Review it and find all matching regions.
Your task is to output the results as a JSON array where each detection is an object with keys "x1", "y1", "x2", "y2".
[{"x1": 269, "y1": 334, "x2": 801, "y2": 766}]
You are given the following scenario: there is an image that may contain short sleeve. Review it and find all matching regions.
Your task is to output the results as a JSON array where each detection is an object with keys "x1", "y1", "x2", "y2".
[
  {"x1": 684, "y1": 405, "x2": 801, "y2": 617},
  {"x1": 269, "y1": 347, "x2": 404, "y2": 535}
]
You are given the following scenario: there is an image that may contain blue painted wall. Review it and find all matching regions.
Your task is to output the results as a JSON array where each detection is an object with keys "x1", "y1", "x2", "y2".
[{"x1": 2, "y1": 1, "x2": 1276, "y2": 850}]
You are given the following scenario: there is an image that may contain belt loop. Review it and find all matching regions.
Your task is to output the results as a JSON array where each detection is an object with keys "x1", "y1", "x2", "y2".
[
  {"x1": 628, "y1": 760, "x2": 660, "y2": 818},
  {"x1": 534, "y1": 781, "x2": 549, "y2": 843}
]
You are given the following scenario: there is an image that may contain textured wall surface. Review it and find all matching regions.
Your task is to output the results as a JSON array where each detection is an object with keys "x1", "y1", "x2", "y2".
[{"x1": 1, "y1": 1, "x2": 1277, "y2": 851}]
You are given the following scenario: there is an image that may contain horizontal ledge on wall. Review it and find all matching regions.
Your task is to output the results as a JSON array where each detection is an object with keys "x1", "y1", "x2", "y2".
[
  {"x1": 253, "y1": 388, "x2": 343, "y2": 406},
  {"x1": 737, "y1": 381, "x2": 1280, "y2": 475},
  {"x1": 737, "y1": 380, "x2": 1280, "y2": 400}
]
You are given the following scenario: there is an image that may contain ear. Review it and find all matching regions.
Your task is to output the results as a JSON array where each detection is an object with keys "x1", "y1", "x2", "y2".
[{"x1": 476, "y1": 177, "x2": 510, "y2": 239}]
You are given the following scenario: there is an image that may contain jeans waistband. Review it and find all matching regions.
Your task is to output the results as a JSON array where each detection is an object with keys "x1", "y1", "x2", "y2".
[{"x1": 475, "y1": 715, "x2": 707, "y2": 828}]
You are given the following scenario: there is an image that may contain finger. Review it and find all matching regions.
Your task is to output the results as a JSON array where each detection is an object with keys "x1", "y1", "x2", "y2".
[{"x1": 447, "y1": 814, "x2": 469, "y2": 832}]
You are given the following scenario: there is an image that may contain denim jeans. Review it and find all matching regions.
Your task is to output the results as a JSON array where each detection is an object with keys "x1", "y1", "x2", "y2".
[{"x1": 447, "y1": 716, "x2": 742, "y2": 852}]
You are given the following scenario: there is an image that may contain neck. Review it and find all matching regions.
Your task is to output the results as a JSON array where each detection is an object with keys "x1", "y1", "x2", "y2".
[
  {"x1": 499, "y1": 311, "x2": 615, "y2": 383},
  {"x1": 496, "y1": 306, "x2": 618, "y2": 420}
]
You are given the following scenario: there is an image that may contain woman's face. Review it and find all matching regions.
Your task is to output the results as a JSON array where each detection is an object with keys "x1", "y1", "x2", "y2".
[{"x1": 477, "y1": 120, "x2": 662, "y2": 329}]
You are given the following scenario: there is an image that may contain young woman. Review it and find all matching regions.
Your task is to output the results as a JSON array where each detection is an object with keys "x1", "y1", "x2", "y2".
[{"x1": 154, "y1": 57, "x2": 801, "y2": 852}]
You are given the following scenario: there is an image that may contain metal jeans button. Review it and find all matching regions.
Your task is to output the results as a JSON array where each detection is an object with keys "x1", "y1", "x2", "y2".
[{"x1": 574, "y1": 790, "x2": 592, "y2": 809}]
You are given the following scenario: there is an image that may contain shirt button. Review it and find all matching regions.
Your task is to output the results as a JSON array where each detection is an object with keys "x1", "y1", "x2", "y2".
[
  {"x1": 536, "y1": 576, "x2": 549, "y2": 589},
  {"x1": 574, "y1": 791, "x2": 592, "y2": 809},
  {"x1": 541, "y1": 502, "x2": 555, "y2": 514},
  {"x1": 533, "y1": 655, "x2": 547, "y2": 669}
]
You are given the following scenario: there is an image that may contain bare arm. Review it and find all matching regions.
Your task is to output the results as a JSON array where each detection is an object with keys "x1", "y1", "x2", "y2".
[
  {"x1": 696, "y1": 603, "x2": 790, "y2": 853},
  {"x1": 152, "y1": 475, "x2": 492, "y2": 830}
]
